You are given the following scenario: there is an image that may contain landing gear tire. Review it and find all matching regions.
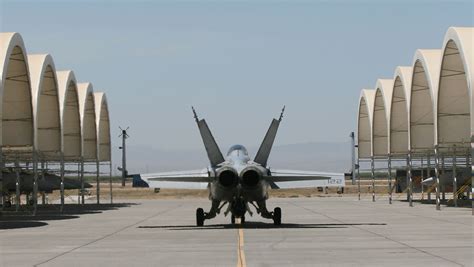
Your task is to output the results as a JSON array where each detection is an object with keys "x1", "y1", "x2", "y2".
[
  {"x1": 196, "y1": 208, "x2": 205, "y2": 227},
  {"x1": 231, "y1": 215, "x2": 235, "y2": 224},
  {"x1": 5, "y1": 200, "x2": 12, "y2": 208},
  {"x1": 273, "y1": 207, "x2": 281, "y2": 226},
  {"x1": 241, "y1": 215, "x2": 245, "y2": 224}
]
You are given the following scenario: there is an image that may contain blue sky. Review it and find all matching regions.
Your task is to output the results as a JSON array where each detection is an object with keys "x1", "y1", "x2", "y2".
[{"x1": 1, "y1": 1, "x2": 472, "y2": 151}]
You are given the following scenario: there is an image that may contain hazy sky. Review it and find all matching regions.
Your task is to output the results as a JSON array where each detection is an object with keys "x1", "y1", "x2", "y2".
[{"x1": 1, "y1": 0, "x2": 472, "y2": 152}]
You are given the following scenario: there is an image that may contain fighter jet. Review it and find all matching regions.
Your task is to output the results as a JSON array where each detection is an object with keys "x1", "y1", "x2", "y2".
[
  {"x1": 1, "y1": 170, "x2": 92, "y2": 207},
  {"x1": 134, "y1": 107, "x2": 344, "y2": 226},
  {"x1": 2, "y1": 171, "x2": 92, "y2": 193},
  {"x1": 421, "y1": 168, "x2": 471, "y2": 187}
]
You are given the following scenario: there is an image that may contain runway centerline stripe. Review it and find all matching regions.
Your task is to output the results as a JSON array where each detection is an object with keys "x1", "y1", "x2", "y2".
[
  {"x1": 236, "y1": 221, "x2": 247, "y2": 267},
  {"x1": 33, "y1": 203, "x2": 183, "y2": 267}
]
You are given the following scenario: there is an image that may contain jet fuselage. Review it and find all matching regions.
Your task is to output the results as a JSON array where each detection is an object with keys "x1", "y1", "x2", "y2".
[{"x1": 209, "y1": 145, "x2": 270, "y2": 215}]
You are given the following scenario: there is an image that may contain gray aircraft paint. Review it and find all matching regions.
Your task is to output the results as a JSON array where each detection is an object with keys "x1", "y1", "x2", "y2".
[{"x1": 137, "y1": 108, "x2": 344, "y2": 225}]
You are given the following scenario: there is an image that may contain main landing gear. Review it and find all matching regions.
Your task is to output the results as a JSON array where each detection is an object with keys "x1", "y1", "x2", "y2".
[
  {"x1": 273, "y1": 207, "x2": 281, "y2": 225},
  {"x1": 196, "y1": 200, "x2": 222, "y2": 226},
  {"x1": 196, "y1": 208, "x2": 205, "y2": 226},
  {"x1": 196, "y1": 202, "x2": 282, "y2": 226},
  {"x1": 255, "y1": 201, "x2": 282, "y2": 226}
]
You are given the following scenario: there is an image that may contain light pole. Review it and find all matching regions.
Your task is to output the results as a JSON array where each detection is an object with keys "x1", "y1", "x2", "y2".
[{"x1": 119, "y1": 127, "x2": 129, "y2": 187}]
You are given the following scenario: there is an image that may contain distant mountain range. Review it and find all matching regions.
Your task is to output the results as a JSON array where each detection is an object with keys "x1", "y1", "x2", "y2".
[{"x1": 112, "y1": 142, "x2": 352, "y2": 175}]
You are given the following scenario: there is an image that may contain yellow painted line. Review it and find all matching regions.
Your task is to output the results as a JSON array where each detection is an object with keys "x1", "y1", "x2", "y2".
[{"x1": 236, "y1": 219, "x2": 247, "y2": 267}]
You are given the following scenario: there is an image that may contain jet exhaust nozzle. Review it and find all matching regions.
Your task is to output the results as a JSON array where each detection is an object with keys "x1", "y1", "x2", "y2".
[
  {"x1": 241, "y1": 166, "x2": 265, "y2": 187},
  {"x1": 217, "y1": 167, "x2": 239, "y2": 188}
]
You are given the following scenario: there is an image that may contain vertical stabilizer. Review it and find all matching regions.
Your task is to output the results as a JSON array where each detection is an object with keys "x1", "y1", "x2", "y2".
[
  {"x1": 254, "y1": 106, "x2": 285, "y2": 167},
  {"x1": 193, "y1": 107, "x2": 225, "y2": 167}
]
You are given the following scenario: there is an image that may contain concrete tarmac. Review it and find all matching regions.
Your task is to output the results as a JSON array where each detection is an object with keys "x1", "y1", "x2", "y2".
[{"x1": 0, "y1": 197, "x2": 472, "y2": 267}]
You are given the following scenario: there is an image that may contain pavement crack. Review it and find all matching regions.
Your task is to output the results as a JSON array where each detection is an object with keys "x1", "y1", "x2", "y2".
[
  {"x1": 287, "y1": 201, "x2": 464, "y2": 267},
  {"x1": 33, "y1": 203, "x2": 182, "y2": 267},
  {"x1": 268, "y1": 235, "x2": 287, "y2": 251},
  {"x1": 346, "y1": 200, "x2": 471, "y2": 227}
]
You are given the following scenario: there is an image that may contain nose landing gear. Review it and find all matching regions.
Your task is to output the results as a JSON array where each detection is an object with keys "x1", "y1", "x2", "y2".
[
  {"x1": 231, "y1": 214, "x2": 245, "y2": 224},
  {"x1": 230, "y1": 198, "x2": 247, "y2": 224}
]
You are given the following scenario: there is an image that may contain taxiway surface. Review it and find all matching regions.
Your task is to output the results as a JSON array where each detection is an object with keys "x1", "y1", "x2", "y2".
[{"x1": 0, "y1": 197, "x2": 472, "y2": 266}]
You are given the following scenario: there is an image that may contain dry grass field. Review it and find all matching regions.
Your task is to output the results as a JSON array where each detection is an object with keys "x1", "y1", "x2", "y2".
[{"x1": 47, "y1": 180, "x2": 396, "y2": 202}]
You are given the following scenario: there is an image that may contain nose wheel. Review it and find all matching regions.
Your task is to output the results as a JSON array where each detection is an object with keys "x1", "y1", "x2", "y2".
[
  {"x1": 231, "y1": 214, "x2": 245, "y2": 224},
  {"x1": 196, "y1": 208, "x2": 205, "y2": 226},
  {"x1": 273, "y1": 207, "x2": 281, "y2": 225}
]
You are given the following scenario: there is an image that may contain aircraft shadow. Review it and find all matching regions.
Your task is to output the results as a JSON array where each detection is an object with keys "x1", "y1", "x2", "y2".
[
  {"x1": 0, "y1": 221, "x2": 48, "y2": 230},
  {"x1": 400, "y1": 199, "x2": 472, "y2": 208},
  {"x1": 138, "y1": 222, "x2": 386, "y2": 231},
  {"x1": 59, "y1": 203, "x2": 139, "y2": 214},
  {"x1": 0, "y1": 203, "x2": 138, "y2": 229},
  {"x1": 1, "y1": 202, "x2": 137, "y2": 216}
]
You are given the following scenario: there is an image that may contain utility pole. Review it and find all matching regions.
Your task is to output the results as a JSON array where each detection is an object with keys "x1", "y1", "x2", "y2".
[
  {"x1": 119, "y1": 127, "x2": 129, "y2": 187},
  {"x1": 350, "y1": 132, "x2": 357, "y2": 185}
]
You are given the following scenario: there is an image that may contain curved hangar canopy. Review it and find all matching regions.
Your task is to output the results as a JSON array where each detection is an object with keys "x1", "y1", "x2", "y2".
[
  {"x1": 438, "y1": 27, "x2": 473, "y2": 153},
  {"x1": 94, "y1": 92, "x2": 111, "y2": 162},
  {"x1": 28, "y1": 54, "x2": 61, "y2": 159},
  {"x1": 410, "y1": 49, "x2": 441, "y2": 153},
  {"x1": 358, "y1": 89, "x2": 375, "y2": 158},
  {"x1": 0, "y1": 32, "x2": 33, "y2": 150},
  {"x1": 372, "y1": 79, "x2": 394, "y2": 157},
  {"x1": 57, "y1": 70, "x2": 81, "y2": 160},
  {"x1": 390, "y1": 66, "x2": 413, "y2": 155},
  {"x1": 77, "y1": 82, "x2": 97, "y2": 161}
]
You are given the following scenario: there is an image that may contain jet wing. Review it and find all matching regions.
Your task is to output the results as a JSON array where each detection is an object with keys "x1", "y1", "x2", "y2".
[
  {"x1": 135, "y1": 169, "x2": 211, "y2": 189},
  {"x1": 267, "y1": 169, "x2": 345, "y2": 189}
]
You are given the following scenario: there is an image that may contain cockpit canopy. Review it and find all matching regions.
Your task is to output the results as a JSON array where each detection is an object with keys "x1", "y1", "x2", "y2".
[{"x1": 226, "y1": 144, "x2": 249, "y2": 156}]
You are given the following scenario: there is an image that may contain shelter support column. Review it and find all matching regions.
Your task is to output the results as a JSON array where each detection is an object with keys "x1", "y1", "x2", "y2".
[
  {"x1": 427, "y1": 153, "x2": 431, "y2": 200},
  {"x1": 420, "y1": 156, "x2": 424, "y2": 200},
  {"x1": 41, "y1": 160, "x2": 45, "y2": 205},
  {"x1": 33, "y1": 151, "x2": 38, "y2": 215},
  {"x1": 441, "y1": 154, "x2": 446, "y2": 200},
  {"x1": 371, "y1": 156, "x2": 375, "y2": 202},
  {"x1": 15, "y1": 156, "x2": 20, "y2": 212},
  {"x1": 0, "y1": 146, "x2": 3, "y2": 212},
  {"x1": 435, "y1": 146, "x2": 441, "y2": 211},
  {"x1": 96, "y1": 159, "x2": 100, "y2": 204},
  {"x1": 80, "y1": 157, "x2": 84, "y2": 205},
  {"x1": 388, "y1": 154, "x2": 392, "y2": 204},
  {"x1": 408, "y1": 151, "x2": 413, "y2": 207},
  {"x1": 109, "y1": 161, "x2": 113, "y2": 204},
  {"x1": 77, "y1": 162, "x2": 80, "y2": 204},
  {"x1": 452, "y1": 146, "x2": 457, "y2": 207},
  {"x1": 357, "y1": 158, "x2": 360, "y2": 201},
  {"x1": 466, "y1": 151, "x2": 470, "y2": 200},
  {"x1": 471, "y1": 135, "x2": 473, "y2": 216},
  {"x1": 60, "y1": 152, "x2": 65, "y2": 212}
]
